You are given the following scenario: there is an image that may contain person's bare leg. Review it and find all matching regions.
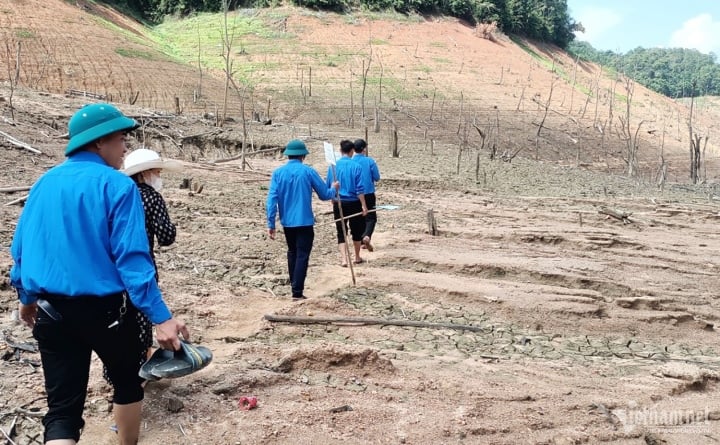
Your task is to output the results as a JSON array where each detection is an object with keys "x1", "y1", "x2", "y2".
[
  {"x1": 114, "y1": 401, "x2": 142, "y2": 445},
  {"x1": 353, "y1": 241, "x2": 363, "y2": 263},
  {"x1": 338, "y1": 243, "x2": 348, "y2": 266},
  {"x1": 47, "y1": 440, "x2": 76, "y2": 445}
]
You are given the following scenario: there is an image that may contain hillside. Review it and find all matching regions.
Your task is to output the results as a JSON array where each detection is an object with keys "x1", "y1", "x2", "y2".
[
  {"x1": 2, "y1": 0, "x2": 720, "y2": 182},
  {"x1": 4, "y1": 3, "x2": 720, "y2": 445}
]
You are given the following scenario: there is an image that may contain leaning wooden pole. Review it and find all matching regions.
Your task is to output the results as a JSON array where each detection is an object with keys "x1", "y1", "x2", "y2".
[{"x1": 332, "y1": 165, "x2": 356, "y2": 285}]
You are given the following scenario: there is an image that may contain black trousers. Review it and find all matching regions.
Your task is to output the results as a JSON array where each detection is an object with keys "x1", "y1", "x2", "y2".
[
  {"x1": 33, "y1": 293, "x2": 145, "y2": 442},
  {"x1": 333, "y1": 200, "x2": 365, "y2": 243},
  {"x1": 362, "y1": 192, "x2": 377, "y2": 239},
  {"x1": 284, "y1": 225, "x2": 314, "y2": 298}
]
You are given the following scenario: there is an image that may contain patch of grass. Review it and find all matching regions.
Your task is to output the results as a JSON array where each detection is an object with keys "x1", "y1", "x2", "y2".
[
  {"x1": 433, "y1": 57, "x2": 451, "y2": 64},
  {"x1": 325, "y1": 53, "x2": 351, "y2": 67},
  {"x1": 150, "y1": 11, "x2": 277, "y2": 71},
  {"x1": 370, "y1": 38, "x2": 388, "y2": 45},
  {"x1": 15, "y1": 29, "x2": 35, "y2": 39},
  {"x1": 510, "y1": 35, "x2": 568, "y2": 79},
  {"x1": 115, "y1": 47, "x2": 157, "y2": 60},
  {"x1": 418, "y1": 65, "x2": 432, "y2": 73},
  {"x1": 429, "y1": 41, "x2": 446, "y2": 48},
  {"x1": 362, "y1": 9, "x2": 424, "y2": 23}
]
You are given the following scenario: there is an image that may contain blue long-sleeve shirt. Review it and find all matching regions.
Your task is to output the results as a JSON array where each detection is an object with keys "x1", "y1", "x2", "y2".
[
  {"x1": 266, "y1": 159, "x2": 336, "y2": 229},
  {"x1": 10, "y1": 151, "x2": 172, "y2": 324},
  {"x1": 326, "y1": 156, "x2": 364, "y2": 201},
  {"x1": 352, "y1": 153, "x2": 380, "y2": 194}
]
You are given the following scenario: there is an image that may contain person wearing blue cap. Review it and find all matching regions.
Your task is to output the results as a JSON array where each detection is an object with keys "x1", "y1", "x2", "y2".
[
  {"x1": 10, "y1": 103, "x2": 190, "y2": 445},
  {"x1": 266, "y1": 139, "x2": 339, "y2": 301}
]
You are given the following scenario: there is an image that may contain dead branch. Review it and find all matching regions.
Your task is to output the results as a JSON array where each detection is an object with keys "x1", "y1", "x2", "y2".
[
  {"x1": 0, "y1": 186, "x2": 31, "y2": 193},
  {"x1": 212, "y1": 146, "x2": 282, "y2": 163},
  {"x1": 264, "y1": 314, "x2": 487, "y2": 333},
  {"x1": 0, "y1": 131, "x2": 42, "y2": 154},
  {"x1": 0, "y1": 425, "x2": 16, "y2": 445},
  {"x1": 4, "y1": 194, "x2": 28, "y2": 206}
]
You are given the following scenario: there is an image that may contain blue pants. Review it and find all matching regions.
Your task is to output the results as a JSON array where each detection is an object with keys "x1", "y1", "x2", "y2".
[{"x1": 284, "y1": 225, "x2": 314, "y2": 298}]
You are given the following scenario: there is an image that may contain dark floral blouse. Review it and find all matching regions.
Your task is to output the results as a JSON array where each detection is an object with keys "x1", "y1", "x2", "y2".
[{"x1": 137, "y1": 183, "x2": 176, "y2": 273}]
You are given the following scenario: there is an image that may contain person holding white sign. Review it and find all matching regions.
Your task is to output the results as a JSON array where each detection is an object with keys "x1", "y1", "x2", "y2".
[
  {"x1": 266, "y1": 139, "x2": 339, "y2": 300},
  {"x1": 326, "y1": 140, "x2": 368, "y2": 266}
]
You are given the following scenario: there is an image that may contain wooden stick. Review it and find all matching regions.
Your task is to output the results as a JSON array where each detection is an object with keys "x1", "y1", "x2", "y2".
[
  {"x1": 329, "y1": 208, "x2": 378, "y2": 224},
  {"x1": 331, "y1": 166, "x2": 356, "y2": 285},
  {"x1": 4, "y1": 194, "x2": 28, "y2": 206},
  {"x1": 0, "y1": 131, "x2": 42, "y2": 154},
  {"x1": 0, "y1": 186, "x2": 31, "y2": 193},
  {"x1": 0, "y1": 426, "x2": 17, "y2": 445},
  {"x1": 264, "y1": 314, "x2": 488, "y2": 333}
]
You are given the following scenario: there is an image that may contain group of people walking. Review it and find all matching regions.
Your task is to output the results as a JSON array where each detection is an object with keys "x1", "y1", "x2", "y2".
[
  {"x1": 266, "y1": 137, "x2": 381, "y2": 300},
  {"x1": 9, "y1": 103, "x2": 381, "y2": 444}
]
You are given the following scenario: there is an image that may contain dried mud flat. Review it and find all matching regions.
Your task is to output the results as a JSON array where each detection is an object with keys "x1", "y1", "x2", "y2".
[{"x1": 3, "y1": 92, "x2": 720, "y2": 445}]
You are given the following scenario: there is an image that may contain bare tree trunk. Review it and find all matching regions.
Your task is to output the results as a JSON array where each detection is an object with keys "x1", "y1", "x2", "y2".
[
  {"x1": 535, "y1": 79, "x2": 556, "y2": 161},
  {"x1": 361, "y1": 51, "x2": 371, "y2": 118},
  {"x1": 429, "y1": 88, "x2": 436, "y2": 121},
  {"x1": 5, "y1": 41, "x2": 21, "y2": 120},
  {"x1": 688, "y1": 88, "x2": 697, "y2": 183},
  {"x1": 196, "y1": 21, "x2": 203, "y2": 102},
  {"x1": 220, "y1": 0, "x2": 236, "y2": 127},
  {"x1": 390, "y1": 128, "x2": 399, "y2": 158},
  {"x1": 570, "y1": 55, "x2": 578, "y2": 113},
  {"x1": 348, "y1": 76, "x2": 354, "y2": 128}
]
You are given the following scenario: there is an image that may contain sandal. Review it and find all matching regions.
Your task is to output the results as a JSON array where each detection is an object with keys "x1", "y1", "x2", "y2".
[
  {"x1": 353, "y1": 258, "x2": 365, "y2": 264},
  {"x1": 139, "y1": 341, "x2": 212, "y2": 380}
]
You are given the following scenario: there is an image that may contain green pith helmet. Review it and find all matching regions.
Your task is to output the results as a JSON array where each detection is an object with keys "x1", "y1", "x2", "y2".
[
  {"x1": 283, "y1": 139, "x2": 309, "y2": 156},
  {"x1": 65, "y1": 103, "x2": 138, "y2": 156}
]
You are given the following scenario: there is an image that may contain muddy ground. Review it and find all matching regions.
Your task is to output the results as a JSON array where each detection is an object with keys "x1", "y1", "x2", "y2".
[{"x1": 3, "y1": 88, "x2": 720, "y2": 445}]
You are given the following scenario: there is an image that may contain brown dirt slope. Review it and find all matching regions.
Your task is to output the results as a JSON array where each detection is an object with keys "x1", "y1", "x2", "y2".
[
  {"x1": 1, "y1": 1, "x2": 720, "y2": 180},
  {"x1": 3, "y1": 3, "x2": 720, "y2": 445}
]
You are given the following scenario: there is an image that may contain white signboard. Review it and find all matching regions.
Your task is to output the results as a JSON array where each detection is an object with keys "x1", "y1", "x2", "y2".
[{"x1": 323, "y1": 141, "x2": 337, "y2": 166}]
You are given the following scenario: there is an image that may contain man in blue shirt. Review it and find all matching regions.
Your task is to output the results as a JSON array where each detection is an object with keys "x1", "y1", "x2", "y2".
[
  {"x1": 266, "y1": 139, "x2": 339, "y2": 300},
  {"x1": 353, "y1": 138, "x2": 381, "y2": 251},
  {"x1": 10, "y1": 103, "x2": 189, "y2": 445},
  {"x1": 326, "y1": 140, "x2": 367, "y2": 266}
]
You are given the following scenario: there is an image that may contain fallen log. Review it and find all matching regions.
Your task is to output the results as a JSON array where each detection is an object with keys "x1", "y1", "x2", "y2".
[
  {"x1": 264, "y1": 313, "x2": 488, "y2": 333},
  {"x1": 598, "y1": 206, "x2": 633, "y2": 224}
]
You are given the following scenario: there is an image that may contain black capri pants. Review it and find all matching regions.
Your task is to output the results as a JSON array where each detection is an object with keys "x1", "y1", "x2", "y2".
[
  {"x1": 33, "y1": 293, "x2": 146, "y2": 443},
  {"x1": 333, "y1": 199, "x2": 365, "y2": 243}
]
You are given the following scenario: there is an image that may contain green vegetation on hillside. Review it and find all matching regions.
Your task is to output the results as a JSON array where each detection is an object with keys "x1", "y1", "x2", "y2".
[
  {"x1": 102, "y1": 0, "x2": 580, "y2": 48},
  {"x1": 568, "y1": 41, "x2": 720, "y2": 99}
]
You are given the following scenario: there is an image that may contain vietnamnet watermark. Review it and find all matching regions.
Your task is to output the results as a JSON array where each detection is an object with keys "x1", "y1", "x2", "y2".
[{"x1": 613, "y1": 401, "x2": 711, "y2": 435}]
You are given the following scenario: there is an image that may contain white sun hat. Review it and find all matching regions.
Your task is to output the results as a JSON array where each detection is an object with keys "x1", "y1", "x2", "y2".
[{"x1": 123, "y1": 148, "x2": 183, "y2": 176}]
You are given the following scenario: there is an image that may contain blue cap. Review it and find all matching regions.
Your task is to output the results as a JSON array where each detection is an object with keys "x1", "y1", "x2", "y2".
[
  {"x1": 283, "y1": 139, "x2": 309, "y2": 156},
  {"x1": 65, "y1": 103, "x2": 138, "y2": 156}
]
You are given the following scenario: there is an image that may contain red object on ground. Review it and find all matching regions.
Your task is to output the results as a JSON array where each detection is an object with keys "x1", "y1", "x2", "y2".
[{"x1": 239, "y1": 396, "x2": 258, "y2": 410}]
